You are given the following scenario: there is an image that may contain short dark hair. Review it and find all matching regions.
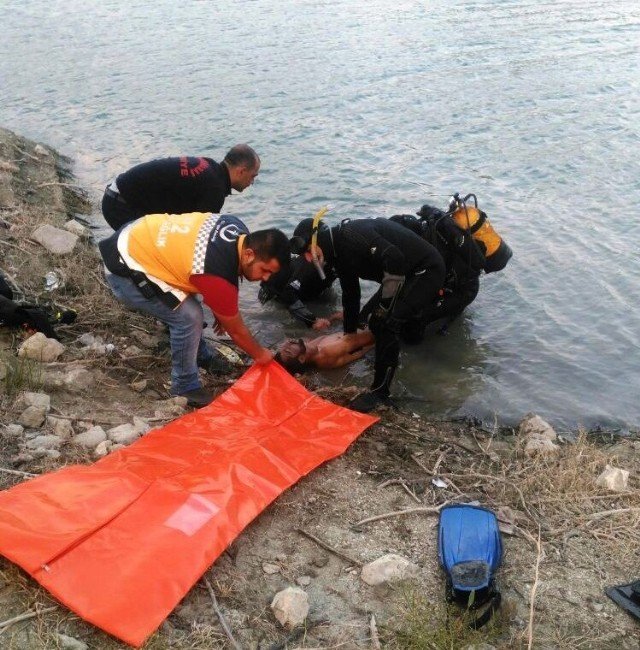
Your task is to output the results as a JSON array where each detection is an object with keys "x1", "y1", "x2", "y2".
[
  {"x1": 274, "y1": 338, "x2": 309, "y2": 375},
  {"x1": 224, "y1": 144, "x2": 259, "y2": 169},
  {"x1": 245, "y1": 229, "x2": 290, "y2": 270}
]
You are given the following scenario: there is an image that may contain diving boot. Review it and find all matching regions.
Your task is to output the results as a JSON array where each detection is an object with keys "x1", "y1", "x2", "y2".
[
  {"x1": 350, "y1": 362, "x2": 397, "y2": 413},
  {"x1": 349, "y1": 388, "x2": 392, "y2": 413}
]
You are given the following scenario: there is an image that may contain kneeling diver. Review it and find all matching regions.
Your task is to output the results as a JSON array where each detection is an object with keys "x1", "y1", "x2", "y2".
[{"x1": 290, "y1": 212, "x2": 445, "y2": 413}]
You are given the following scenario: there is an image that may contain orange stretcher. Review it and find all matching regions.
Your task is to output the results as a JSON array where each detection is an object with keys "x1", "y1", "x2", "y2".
[{"x1": 0, "y1": 363, "x2": 377, "y2": 647}]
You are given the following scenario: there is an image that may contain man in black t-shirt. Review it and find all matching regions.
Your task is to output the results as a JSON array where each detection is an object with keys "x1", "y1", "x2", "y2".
[{"x1": 101, "y1": 144, "x2": 260, "y2": 230}]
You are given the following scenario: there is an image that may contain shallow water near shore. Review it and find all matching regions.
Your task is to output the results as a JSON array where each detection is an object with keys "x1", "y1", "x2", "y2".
[{"x1": 1, "y1": 0, "x2": 639, "y2": 431}]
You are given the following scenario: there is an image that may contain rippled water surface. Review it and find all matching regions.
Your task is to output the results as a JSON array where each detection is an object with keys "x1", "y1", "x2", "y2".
[{"x1": 1, "y1": 0, "x2": 639, "y2": 430}]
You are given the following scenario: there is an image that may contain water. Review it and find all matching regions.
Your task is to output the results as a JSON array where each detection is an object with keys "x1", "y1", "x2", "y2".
[{"x1": 1, "y1": 0, "x2": 639, "y2": 431}]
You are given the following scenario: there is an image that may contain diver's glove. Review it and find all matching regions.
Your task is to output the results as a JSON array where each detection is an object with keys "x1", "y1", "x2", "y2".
[{"x1": 369, "y1": 297, "x2": 393, "y2": 335}]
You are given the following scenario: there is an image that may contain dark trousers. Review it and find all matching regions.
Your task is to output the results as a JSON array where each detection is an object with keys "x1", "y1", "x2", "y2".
[{"x1": 370, "y1": 263, "x2": 446, "y2": 393}]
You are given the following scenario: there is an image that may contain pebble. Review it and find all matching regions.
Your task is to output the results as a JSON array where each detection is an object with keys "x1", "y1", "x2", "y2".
[{"x1": 271, "y1": 587, "x2": 309, "y2": 628}]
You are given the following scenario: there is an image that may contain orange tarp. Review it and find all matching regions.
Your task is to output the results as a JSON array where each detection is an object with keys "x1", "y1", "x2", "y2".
[{"x1": 0, "y1": 363, "x2": 377, "y2": 646}]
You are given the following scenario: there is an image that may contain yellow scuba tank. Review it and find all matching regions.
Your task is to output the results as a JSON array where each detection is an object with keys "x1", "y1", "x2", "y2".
[{"x1": 449, "y1": 193, "x2": 512, "y2": 273}]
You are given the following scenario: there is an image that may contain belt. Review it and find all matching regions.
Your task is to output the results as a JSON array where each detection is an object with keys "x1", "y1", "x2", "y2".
[{"x1": 104, "y1": 186, "x2": 128, "y2": 205}]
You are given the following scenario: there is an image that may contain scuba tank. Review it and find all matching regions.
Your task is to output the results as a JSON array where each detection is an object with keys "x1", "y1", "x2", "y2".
[{"x1": 447, "y1": 193, "x2": 512, "y2": 274}]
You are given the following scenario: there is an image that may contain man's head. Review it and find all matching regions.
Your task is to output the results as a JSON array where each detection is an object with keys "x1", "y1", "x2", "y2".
[
  {"x1": 274, "y1": 338, "x2": 308, "y2": 374},
  {"x1": 224, "y1": 144, "x2": 260, "y2": 192},
  {"x1": 240, "y1": 229, "x2": 290, "y2": 282},
  {"x1": 290, "y1": 217, "x2": 330, "y2": 274}
]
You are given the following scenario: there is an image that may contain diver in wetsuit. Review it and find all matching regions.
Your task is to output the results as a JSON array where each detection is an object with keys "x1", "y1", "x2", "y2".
[
  {"x1": 258, "y1": 255, "x2": 339, "y2": 330},
  {"x1": 290, "y1": 215, "x2": 445, "y2": 413}
]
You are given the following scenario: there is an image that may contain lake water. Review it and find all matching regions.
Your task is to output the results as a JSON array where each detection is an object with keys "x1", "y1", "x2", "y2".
[{"x1": 1, "y1": 0, "x2": 639, "y2": 431}]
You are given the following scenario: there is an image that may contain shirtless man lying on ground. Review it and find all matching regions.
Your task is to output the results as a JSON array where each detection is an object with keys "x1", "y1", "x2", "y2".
[{"x1": 274, "y1": 330, "x2": 375, "y2": 373}]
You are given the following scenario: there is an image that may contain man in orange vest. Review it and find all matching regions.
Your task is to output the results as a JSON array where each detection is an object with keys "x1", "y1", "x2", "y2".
[{"x1": 99, "y1": 212, "x2": 289, "y2": 407}]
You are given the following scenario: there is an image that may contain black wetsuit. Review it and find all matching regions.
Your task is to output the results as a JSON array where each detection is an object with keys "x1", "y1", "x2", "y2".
[
  {"x1": 101, "y1": 156, "x2": 231, "y2": 230},
  {"x1": 259, "y1": 256, "x2": 337, "y2": 327},
  {"x1": 320, "y1": 218, "x2": 445, "y2": 395}
]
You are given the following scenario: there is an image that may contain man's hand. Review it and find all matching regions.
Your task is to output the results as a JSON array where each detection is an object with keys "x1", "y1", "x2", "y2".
[
  {"x1": 312, "y1": 318, "x2": 331, "y2": 330},
  {"x1": 253, "y1": 348, "x2": 274, "y2": 365}
]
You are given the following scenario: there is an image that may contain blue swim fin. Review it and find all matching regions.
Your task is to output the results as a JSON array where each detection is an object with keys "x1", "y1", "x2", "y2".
[
  {"x1": 605, "y1": 580, "x2": 640, "y2": 622},
  {"x1": 438, "y1": 504, "x2": 503, "y2": 627}
]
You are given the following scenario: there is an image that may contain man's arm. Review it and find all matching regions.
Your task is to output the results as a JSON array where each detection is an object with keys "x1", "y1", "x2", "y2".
[
  {"x1": 191, "y1": 274, "x2": 272, "y2": 363},
  {"x1": 214, "y1": 312, "x2": 272, "y2": 363}
]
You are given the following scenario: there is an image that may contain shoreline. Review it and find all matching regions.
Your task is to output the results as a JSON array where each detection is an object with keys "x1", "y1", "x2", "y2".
[{"x1": 0, "y1": 127, "x2": 638, "y2": 649}]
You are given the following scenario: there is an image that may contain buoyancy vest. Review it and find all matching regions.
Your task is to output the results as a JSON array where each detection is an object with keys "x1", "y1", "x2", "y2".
[{"x1": 100, "y1": 212, "x2": 246, "y2": 305}]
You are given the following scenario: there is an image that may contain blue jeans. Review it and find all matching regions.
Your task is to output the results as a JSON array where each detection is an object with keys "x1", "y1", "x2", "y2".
[{"x1": 105, "y1": 271, "x2": 213, "y2": 394}]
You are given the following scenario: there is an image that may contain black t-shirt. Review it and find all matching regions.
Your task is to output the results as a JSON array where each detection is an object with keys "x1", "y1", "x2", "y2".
[{"x1": 116, "y1": 157, "x2": 231, "y2": 215}]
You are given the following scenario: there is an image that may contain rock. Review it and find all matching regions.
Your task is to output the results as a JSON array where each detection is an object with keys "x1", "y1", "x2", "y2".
[
  {"x1": 0, "y1": 358, "x2": 6, "y2": 380},
  {"x1": 64, "y1": 368, "x2": 94, "y2": 392},
  {"x1": 312, "y1": 555, "x2": 329, "y2": 568},
  {"x1": 33, "y1": 144, "x2": 51, "y2": 157},
  {"x1": 78, "y1": 333, "x2": 101, "y2": 347},
  {"x1": 94, "y1": 440, "x2": 112, "y2": 458},
  {"x1": 263, "y1": 562, "x2": 280, "y2": 575},
  {"x1": 131, "y1": 378, "x2": 147, "y2": 392},
  {"x1": 31, "y1": 224, "x2": 78, "y2": 255},
  {"x1": 132, "y1": 416, "x2": 150, "y2": 435},
  {"x1": 131, "y1": 330, "x2": 161, "y2": 349},
  {"x1": 360, "y1": 554, "x2": 419, "y2": 586},
  {"x1": 32, "y1": 448, "x2": 62, "y2": 460},
  {"x1": 25, "y1": 434, "x2": 62, "y2": 450},
  {"x1": 518, "y1": 414, "x2": 557, "y2": 441},
  {"x1": 56, "y1": 633, "x2": 88, "y2": 650},
  {"x1": 107, "y1": 423, "x2": 141, "y2": 445},
  {"x1": 18, "y1": 332, "x2": 65, "y2": 362},
  {"x1": 40, "y1": 369, "x2": 66, "y2": 390},
  {"x1": 122, "y1": 345, "x2": 143, "y2": 358},
  {"x1": 10, "y1": 453, "x2": 34, "y2": 465},
  {"x1": 596, "y1": 465, "x2": 629, "y2": 492},
  {"x1": 296, "y1": 575, "x2": 312, "y2": 587},
  {"x1": 18, "y1": 406, "x2": 47, "y2": 428},
  {"x1": 0, "y1": 160, "x2": 19, "y2": 173},
  {"x1": 270, "y1": 587, "x2": 309, "y2": 628},
  {"x1": 63, "y1": 219, "x2": 87, "y2": 237},
  {"x1": 2, "y1": 424, "x2": 24, "y2": 438},
  {"x1": 47, "y1": 416, "x2": 74, "y2": 439},
  {"x1": 20, "y1": 391, "x2": 51, "y2": 411},
  {"x1": 465, "y1": 645, "x2": 497, "y2": 650},
  {"x1": 73, "y1": 426, "x2": 107, "y2": 448},
  {"x1": 524, "y1": 437, "x2": 559, "y2": 456}
]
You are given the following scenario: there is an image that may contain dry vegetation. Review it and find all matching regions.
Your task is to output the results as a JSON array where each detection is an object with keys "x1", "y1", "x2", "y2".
[{"x1": 0, "y1": 128, "x2": 638, "y2": 649}]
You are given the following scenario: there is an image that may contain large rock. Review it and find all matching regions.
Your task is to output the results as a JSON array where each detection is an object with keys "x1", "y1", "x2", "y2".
[
  {"x1": 73, "y1": 426, "x2": 107, "y2": 448},
  {"x1": 2, "y1": 424, "x2": 24, "y2": 439},
  {"x1": 18, "y1": 332, "x2": 65, "y2": 362},
  {"x1": 31, "y1": 224, "x2": 78, "y2": 255},
  {"x1": 63, "y1": 219, "x2": 87, "y2": 237},
  {"x1": 518, "y1": 414, "x2": 559, "y2": 456},
  {"x1": 19, "y1": 391, "x2": 51, "y2": 411},
  {"x1": 518, "y1": 414, "x2": 557, "y2": 441},
  {"x1": 270, "y1": 587, "x2": 309, "y2": 628},
  {"x1": 18, "y1": 406, "x2": 47, "y2": 428},
  {"x1": 360, "y1": 554, "x2": 419, "y2": 586},
  {"x1": 596, "y1": 465, "x2": 629, "y2": 492},
  {"x1": 107, "y1": 423, "x2": 142, "y2": 445},
  {"x1": 47, "y1": 416, "x2": 74, "y2": 439},
  {"x1": 64, "y1": 368, "x2": 94, "y2": 392},
  {"x1": 25, "y1": 434, "x2": 63, "y2": 450}
]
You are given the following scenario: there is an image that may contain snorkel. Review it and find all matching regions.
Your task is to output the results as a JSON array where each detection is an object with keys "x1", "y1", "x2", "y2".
[{"x1": 309, "y1": 206, "x2": 328, "y2": 280}]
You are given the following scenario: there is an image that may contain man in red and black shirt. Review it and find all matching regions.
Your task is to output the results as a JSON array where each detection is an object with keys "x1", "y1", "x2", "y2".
[{"x1": 101, "y1": 144, "x2": 260, "y2": 230}]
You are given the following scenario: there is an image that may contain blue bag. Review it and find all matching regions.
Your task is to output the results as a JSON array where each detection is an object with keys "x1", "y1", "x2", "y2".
[{"x1": 438, "y1": 504, "x2": 503, "y2": 628}]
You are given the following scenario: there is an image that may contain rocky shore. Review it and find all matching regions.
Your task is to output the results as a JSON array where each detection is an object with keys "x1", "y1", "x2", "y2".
[{"x1": 0, "y1": 127, "x2": 638, "y2": 649}]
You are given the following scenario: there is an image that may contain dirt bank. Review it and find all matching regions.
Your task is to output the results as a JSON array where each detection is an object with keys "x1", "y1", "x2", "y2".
[{"x1": 0, "y1": 128, "x2": 638, "y2": 649}]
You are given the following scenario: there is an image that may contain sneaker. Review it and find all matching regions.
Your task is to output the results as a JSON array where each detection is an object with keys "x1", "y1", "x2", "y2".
[
  {"x1": 198, "y1": 351, "x2": 232, "y2": 376},
  {"x1": 349, "y1": 390, "x2": 392, "y2": 414},
  {"x1": 178, "y1": 387, "x2": 214, "y2": 408}
]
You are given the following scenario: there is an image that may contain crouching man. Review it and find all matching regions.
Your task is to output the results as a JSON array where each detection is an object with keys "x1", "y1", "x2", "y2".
[{"x1": 99, "y1": 212, "x2": 289, "y2": 407}]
